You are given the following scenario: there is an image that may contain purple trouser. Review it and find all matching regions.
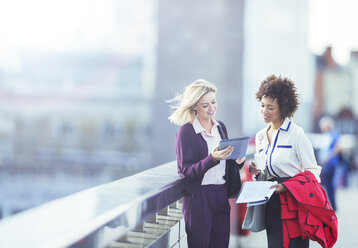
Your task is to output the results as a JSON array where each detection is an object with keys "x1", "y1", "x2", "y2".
[{"x1": 182, "y1": 184, "x2": 230, "y2": 248}]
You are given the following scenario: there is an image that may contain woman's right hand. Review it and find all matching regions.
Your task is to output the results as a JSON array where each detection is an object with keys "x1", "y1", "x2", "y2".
[
  {"x1": 249, "y1": 161, "x2": 260, "y2": 175},
  {"x1": 211, "y1": 145, "x2": 234, "y2": 161}
]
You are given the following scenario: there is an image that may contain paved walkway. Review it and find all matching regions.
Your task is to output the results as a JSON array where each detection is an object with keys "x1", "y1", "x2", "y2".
[{"x1": 229, "y1": 173, "x2": 358, "y2": 248}]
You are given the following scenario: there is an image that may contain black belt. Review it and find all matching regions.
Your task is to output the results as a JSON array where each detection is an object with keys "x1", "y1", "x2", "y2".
[{"x1": 268, "y1": 177, "x2": 291, "y2": 183}]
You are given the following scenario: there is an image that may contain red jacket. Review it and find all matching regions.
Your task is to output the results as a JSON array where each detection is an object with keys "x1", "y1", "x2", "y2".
[{"x1": 279, "y1": 171, "x2": 338, "y2": 248}]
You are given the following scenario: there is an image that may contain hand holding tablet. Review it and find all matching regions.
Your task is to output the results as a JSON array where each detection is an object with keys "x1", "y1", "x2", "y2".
[{"x1": 218, "y1": 137, "x2": 250, "y2": 160}]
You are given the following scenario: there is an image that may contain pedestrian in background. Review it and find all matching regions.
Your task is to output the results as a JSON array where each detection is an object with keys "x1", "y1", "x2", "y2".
[
  {"x1": 319, "y1": 115, "x2": 341, "y2": 211},
  {"x1": 168, "y1": 79, "x2": 245, "y2": 248}
]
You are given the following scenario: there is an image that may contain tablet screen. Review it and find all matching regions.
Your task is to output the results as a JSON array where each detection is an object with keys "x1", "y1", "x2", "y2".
[{"x1": 218, "y1": 137, "x2": 249, "y2": 160}]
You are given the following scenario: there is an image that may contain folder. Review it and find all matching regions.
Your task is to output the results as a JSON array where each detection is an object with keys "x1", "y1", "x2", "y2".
[{"x1": 236, "y1": 181, "x2": 278, "y2": 206}]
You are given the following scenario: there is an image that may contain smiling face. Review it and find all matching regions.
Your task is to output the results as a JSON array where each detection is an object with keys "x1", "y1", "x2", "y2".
[
  {"x1": 260, "y1": 96, "x2": 282, "y2": 124},
  {"x1": 193, "y1": 91, "x2": 217, "y2": 122}
]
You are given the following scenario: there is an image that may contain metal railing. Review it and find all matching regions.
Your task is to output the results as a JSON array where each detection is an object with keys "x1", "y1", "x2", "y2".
[{"x1": 0, "y1": 161, "x2": 185, "y2": 248}]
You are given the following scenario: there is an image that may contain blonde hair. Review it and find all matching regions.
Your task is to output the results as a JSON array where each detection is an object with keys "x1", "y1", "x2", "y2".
[{"x1": 168, "y1": 79, "x2": 217, "y2": 126}]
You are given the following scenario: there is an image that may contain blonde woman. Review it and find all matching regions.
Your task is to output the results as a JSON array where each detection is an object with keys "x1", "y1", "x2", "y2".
[{"x1": 168, "y1": 79, "x2": 245, "y2": 248}]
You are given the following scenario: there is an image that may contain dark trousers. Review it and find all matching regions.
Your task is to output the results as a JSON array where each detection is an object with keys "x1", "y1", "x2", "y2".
[
  {"x1": 266, "y1": 178, "x2": 309, "y2": 248},
  {"x1": 182, "y1": 184, "x2": 230, "y2": 248},
  {"x1": 321, "y1": 163, "x2": 337, "y2": 210}
]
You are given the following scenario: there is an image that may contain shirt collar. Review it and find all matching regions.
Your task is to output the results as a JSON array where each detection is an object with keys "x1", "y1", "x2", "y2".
[
  {"x1": 193, "y1": 117, "x2": 219, "y2": 134},
  {"x1": 264, "y1": 118, "x2": 291, "y2": 133},
  {"x1": 279, "y1": 119, "x2": 291, "y2": 131}
]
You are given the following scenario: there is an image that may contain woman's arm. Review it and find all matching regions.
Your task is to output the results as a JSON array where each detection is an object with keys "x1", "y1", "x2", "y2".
[
  {"x1": 249, "y1": 132, "x2": 264, "y2": 178},
  {"x1": 176, "y1": 126, "x2": 218, "y2": 180}
]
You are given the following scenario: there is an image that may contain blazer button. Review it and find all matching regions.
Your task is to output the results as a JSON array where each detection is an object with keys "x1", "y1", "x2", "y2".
[
  {"x1": 309, "y1": 193, "x2": 314, "y2": 198},
  {"x1": 300, "y1": 181, "x2": 305, "y2": 185}
]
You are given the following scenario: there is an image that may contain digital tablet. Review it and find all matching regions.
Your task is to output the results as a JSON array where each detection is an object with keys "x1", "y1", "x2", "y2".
[{"x1": 218, "y1": 136, "x2": 250, "y2": 160}]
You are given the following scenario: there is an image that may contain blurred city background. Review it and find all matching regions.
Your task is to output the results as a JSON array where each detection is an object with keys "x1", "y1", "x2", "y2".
[{"x1": 0, "y1": 0, "x2": 357, "y2": 241}]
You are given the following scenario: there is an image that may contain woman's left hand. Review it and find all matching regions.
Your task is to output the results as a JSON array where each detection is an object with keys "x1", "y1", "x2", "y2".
[
  {"x1": 235, "y1": 157, "x2": 246, "y2": 164},
  {"x1": 271, "y1": 183, "x2": 288, "y2": 193}
]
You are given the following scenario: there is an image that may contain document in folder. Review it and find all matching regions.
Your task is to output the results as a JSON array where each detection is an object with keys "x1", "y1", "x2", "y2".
[{"x1": 236, "y1": 181, "x2": 278, "y2": 206}]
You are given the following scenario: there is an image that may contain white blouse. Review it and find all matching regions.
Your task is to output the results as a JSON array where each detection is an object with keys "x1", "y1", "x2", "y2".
[
  {"x1": 192, "y1": 118, "x2": 226, "y2": 185},
  {"x1": 255, "y1": 119, "x2": 321, "y2": 182}
]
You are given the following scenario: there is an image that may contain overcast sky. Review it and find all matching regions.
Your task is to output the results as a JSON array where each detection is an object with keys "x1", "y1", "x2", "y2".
[
  {"x1": 308, "y1": 0, "x2": 358, "y2": 64},
  {"x1": 0, "y1": 0, "x2": 357, "y2": 65}
]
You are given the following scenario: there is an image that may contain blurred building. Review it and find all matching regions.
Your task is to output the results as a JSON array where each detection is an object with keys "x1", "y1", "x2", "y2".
[
  {"x1": 0, "y1": 52, "x2": 155, "y2": 217},
  {"x1": 242, "y1": 0, "x2": 315, "y2": 135},
  {"x1": 346, "y1": 51, "x2": 358, "y2": 133},
  {"x1": 313, "y1": 47, "x2": 358, "y2": 135},
  {"x1": 311, "y1": 47, "x2": 358, "y2": 184},
  {"x1": 0, "y1": 1, "x2": 157, "y2": 218},
  {"x1": 152, "y1": 0, "x2": 246, "y2": 165},
  {"x1": 313, "y1": 47, "x2": 351, "y2": 130}
]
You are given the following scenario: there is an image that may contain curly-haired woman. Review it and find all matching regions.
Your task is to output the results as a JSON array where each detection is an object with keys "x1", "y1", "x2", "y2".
[{"x1": 249, "y1": 75, "x2": 325, "y2": 247}]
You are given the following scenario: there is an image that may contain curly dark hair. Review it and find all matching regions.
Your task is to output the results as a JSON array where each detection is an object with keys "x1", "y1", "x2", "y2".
[{"x1": 256, "y1": 75, "x2": 299, "y2": 119}]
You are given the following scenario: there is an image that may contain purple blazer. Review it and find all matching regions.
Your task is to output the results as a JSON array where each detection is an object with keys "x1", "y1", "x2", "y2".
[{"x1": 176, "y1": 120, "x2": 237, "y2": 197}]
